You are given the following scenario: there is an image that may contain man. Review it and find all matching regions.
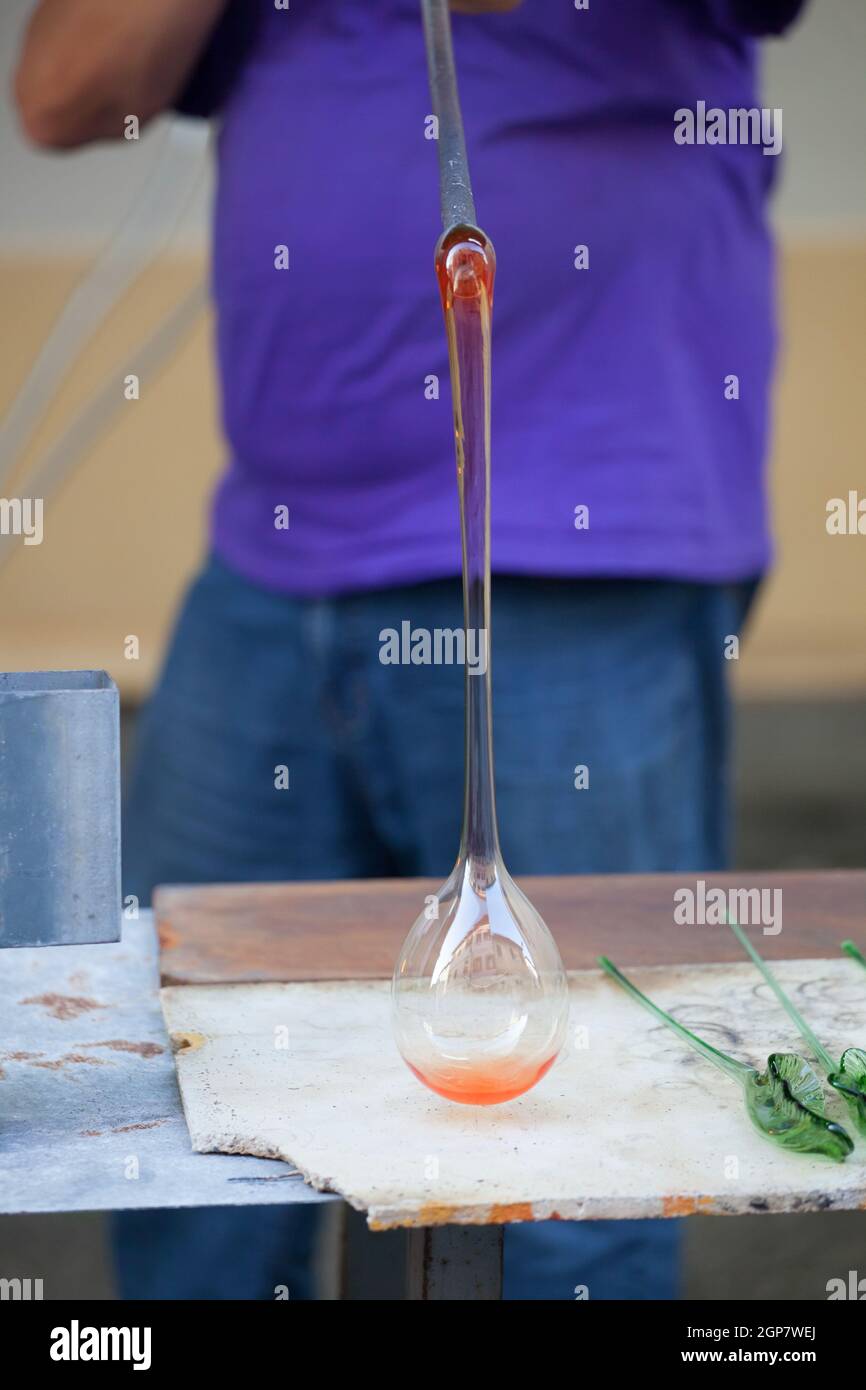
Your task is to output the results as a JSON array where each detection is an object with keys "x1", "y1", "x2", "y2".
[{"x1": 16, "y1": 0, "x2": 804, "y2": 1299}]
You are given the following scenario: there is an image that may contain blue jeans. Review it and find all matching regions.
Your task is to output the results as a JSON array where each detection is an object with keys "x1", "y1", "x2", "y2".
[{"x1": 117, "y1": 557, "x2": 753, "y2": 1299}]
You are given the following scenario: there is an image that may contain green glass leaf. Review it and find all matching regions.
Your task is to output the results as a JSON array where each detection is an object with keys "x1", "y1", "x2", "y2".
[
  {"x1": 770, "y1": 1051, "x2": 826, "y2": 1113},
  {"x1": 598, "y1": 957, "x2": 852, "y2": 1162},
  {"x1": 841, "y1": 940, "x2": 866, "y2": 972},
  {"x1": 828, "y1": 1047, "x2": 866, "y2": 1137},
  {"x1": 744, "y1": 1053, "x2": 854, "y2": 1159},
  {"x1": 729, "y1": 917, "x2": 866, "y2": 1141}
]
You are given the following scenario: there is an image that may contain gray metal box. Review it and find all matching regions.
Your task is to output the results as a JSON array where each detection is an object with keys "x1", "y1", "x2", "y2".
[{"x1": 0, "y1": 671, "x2": 121, "y2": 947}]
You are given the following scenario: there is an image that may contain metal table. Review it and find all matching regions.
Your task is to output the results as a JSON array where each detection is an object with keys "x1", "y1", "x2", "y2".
[
  {"x1": 0, "y1": 914, "x2": 500, "y2": 1297},
  {"x1": 6, "y1": 870, "x2": 865, "y2": 1301}
]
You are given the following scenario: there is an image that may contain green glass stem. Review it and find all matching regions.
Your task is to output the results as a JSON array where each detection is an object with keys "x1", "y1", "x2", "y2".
[
  {"x1": 726, "y1": 917, "x2": 836, "y2": 1074},
  {"x1": 841, "y1": 940, "x2": 866, "y2": 972},
  {"x1": 598, "y1": 956, "x2": 748, "y2": 1082},
  {"x1": 598, "y1": 956, "x2": 853, "y2": 1161}
]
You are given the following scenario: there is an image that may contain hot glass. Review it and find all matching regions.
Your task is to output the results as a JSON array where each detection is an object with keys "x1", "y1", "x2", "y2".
[{"x1": 391, "y1": 228, "x2": 569, "y2": 1104}]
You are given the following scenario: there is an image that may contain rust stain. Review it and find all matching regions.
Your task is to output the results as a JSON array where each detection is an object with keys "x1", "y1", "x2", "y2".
[
  {"x1": 157, "y1": 920, "x2": 180, "y2": 951},
  {"x1": 31, "y1": 1053, "x2": 109, "y2": 1071},
  {"x1": 489, "y1": 1202, "x2": 534, "y2": 1224},
  {"x1": 375, "y1": 1201, "x2": 536, "y2": 1230},
  {"x1": 662, "y1": 1195, "x2": 714, "y2": 1218},
  {"x1": 1, "y1": 1050, "x2": 44, "y2": 1061},
  {"x1": 112, "y1": 1119, "x2": 167, "y2": 1133},
  {"x1": 414, "y1": 1202, "x2": 459, "y2": 1227},
  {"x1": 20, "y1": 993, "x2": 106, "y2": 1021},
  {"x1": 80, "y1": 1130, "x2": 103, "y2": 1137},
  {"x1": 170, "y1": 1030, "x2": 207, "y2": 1054},
  {"x1": 79, "y1": 1039, "x2": 164, "y2": 1059}
]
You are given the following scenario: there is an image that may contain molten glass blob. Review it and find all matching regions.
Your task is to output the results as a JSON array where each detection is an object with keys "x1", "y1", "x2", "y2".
[
  {"x1": 393, "y1": 857, "x2": 569, "y2": 1105},
  {"x1": 392, "y1": 225, "x2": 569, "y2": 1104}
]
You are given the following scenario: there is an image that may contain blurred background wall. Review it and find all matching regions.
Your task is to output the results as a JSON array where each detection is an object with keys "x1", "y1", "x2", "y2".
[{"x1": 0, "y1": 0, "x2": 864, "y2": 1301}]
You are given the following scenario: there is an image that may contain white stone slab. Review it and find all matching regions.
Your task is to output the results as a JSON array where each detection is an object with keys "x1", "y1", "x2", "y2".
[{"x1": 161, "y1": 959, "x2": 866, "y2": 1229}]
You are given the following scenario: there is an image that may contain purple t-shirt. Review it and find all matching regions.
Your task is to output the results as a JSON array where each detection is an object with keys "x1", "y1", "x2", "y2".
[{"x1": 183, "y1": 0, "x2": 803, "y2": 596}]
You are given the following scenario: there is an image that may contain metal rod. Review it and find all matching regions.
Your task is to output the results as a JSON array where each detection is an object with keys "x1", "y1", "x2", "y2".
[
  {"x1": 406, "y1": 1224, "x2": 503, "y2": 1300},
  {"x1": 421, "y1": 0, "x2": 478, "y2": 232}
]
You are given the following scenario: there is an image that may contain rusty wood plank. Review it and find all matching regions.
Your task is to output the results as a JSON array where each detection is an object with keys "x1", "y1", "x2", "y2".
[{"x1": 155, "y1": 871, "x2": 866, "y2": 986}]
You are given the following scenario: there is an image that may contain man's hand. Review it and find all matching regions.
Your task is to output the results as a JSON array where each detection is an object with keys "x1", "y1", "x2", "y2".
[{"x1": 14, "y1": 0, "x2": 228, "y2": 149}]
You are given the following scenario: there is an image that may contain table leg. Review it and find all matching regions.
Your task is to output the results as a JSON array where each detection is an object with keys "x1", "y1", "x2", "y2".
[{"x1": 406, "y1": 1224, "x2": 503, "y2": 1300}]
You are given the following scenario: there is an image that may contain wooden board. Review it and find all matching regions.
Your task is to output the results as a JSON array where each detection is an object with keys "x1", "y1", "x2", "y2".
[
  {"x1": 161, "y1": 957, "x2": 866, "y2": 1230},
  {"x1": 155, "y1": 872, "x2": 866, "y2": 986}
]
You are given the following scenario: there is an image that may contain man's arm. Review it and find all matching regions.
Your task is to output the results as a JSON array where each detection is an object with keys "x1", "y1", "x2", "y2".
[
  {"x1": 14, "y1": 0, "x2": 230, "y2": 149},
  {"x1": 14, "y1": 0, "x2": 523, "y2": 152}
]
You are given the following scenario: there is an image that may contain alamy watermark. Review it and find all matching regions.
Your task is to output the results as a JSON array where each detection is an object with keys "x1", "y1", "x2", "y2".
[
  {"x1": 674, "y1": 101, "x2": 782, "y2": 157},
  {"x1": 0, "y1": 1276, "x2": 43, "y2": 1300},
  {"x1": 379, "y1": 622, "x2": 488, "y2": 675},
  {"x1": 827, "y1": 1270, "x2": 866, "y2": 1300},
  {"x1": 674, "y1": 879, "x2": 782, "y2": 936},
  {"x1": 0, "y1": 497, "x2": 43, "y2": 545},
  {"x1": 826, "y1": 490, "x2": 865, "y2": 535},
  {"x1": 50, "y1": 1321, "x2": 151, "y2": 1370}
]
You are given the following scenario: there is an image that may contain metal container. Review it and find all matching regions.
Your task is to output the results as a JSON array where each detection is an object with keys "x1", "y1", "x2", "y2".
[{"x1": 0, "y1": 671, "x2": 121, "y2": 947}]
